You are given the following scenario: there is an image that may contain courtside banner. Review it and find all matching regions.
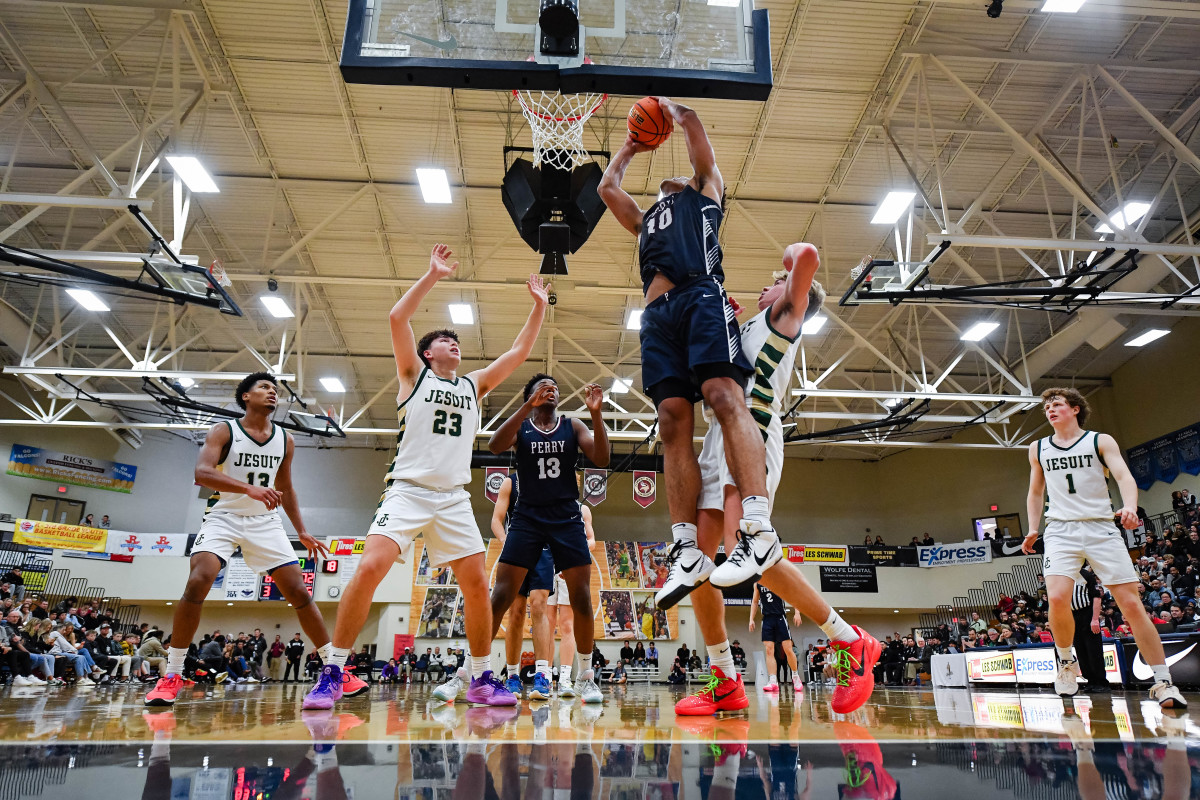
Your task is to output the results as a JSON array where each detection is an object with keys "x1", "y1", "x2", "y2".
[
  {"x1": 849, "y1": 545, "x2": 919, "y2": 567},
  {"x1": 1122, "y1": 634, "x2": 1200, "y2": 686},
  {"x1": 802, "y1": 546, "x2": 848, "y2": 565},
  {"x1": 484, "y1": 467, "x2": 508, "y2": 503},
  {"x1": 919, "y1": 540, "x2": 992, "y2": 568},
  {"x1": 819, "y1": 565, "x2": 878, "y2": 593},
  {"x1": 583, "y1": 468, "x2": 607, "y2": 506},
  {"x1": 965, "y1": 649, "x2": 1016, "y2": 682},
  {"x1": 13, "y1": 518, "x2": 106, "y2": 552},
  {"x1": 327, "y1": 537, "x2": 365, "y2": 556},
  {"x1": 105, "y1": 531, "x2": 189, "y2": 556},
  {"x1": 1012, "y1": 644, "x2": 1121, "y2": 685},
  {"x1": 990, "y1": 536, "x2": 1043, "y2": 558},
  {"x1": 7, "y1": 443, "x2": 137, "y2": 493}
]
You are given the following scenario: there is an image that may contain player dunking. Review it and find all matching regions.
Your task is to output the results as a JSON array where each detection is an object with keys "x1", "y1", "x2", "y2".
[
  {"x1": 145, "y1": 373, "x2": 355, "y2": 706},
  {"x1": 1022, "y1": 388, "x2": 1186, "y2": 707},
  {"x1": 303, "y1": 244, "x2": 550, "y2": 709},
  {"x1": 676, "y1": 243, "x2": 879, "y2": 716},
  {"x1": 598, "y1": 97, "x2": 782, "y2": 613},
  {"x1": 486, "y1": 375, "x2": 608, "y2": 704}
]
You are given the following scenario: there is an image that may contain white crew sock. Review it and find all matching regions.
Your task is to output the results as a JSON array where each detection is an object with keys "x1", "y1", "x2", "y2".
[
  {"x1": 166, "y1": 647, "x2": 187, "y2": 677},
  {"x1": 819, "y1": 610, "x2": 858, "y2": 644},
  {"x1": 577, "y1": 652, "x2": 591, "y2": 679},
  {"x1": 327, "y1": 647, "x2": 350, "y2": 670},
  {"x1": 536, "y1": 659, "x2": 551, "y2": 679},
  {"x1": 317, "y1": 643, "x2": 333, "y2": 662},
  {"x1": 508, "y1": 663, "x2": 520, "y2": 678},
  {"x1": 1151, "y1": 664, "x2": 1173, "y2": 683},
  {"x1": 470, "y1": 655, "x2": 491, "y2": 679},
  {"x1": 1056, "y1": 646, "x2": 1074, "y2": 663},
  {"x1": 559, "y1": 664, "x2": 573, "y2": 685},
  {"x1": 741, "y1": 496, "x2": 770, "y2": 527},
  {"x1": 712, "y1": 753, "x2": 741, "y2": 789},
  {"x1": 672, "y1": 522, "x2": 698, "y2": 546},
  {"x1": 707, "y1": 642, "x2": 736, "y2": 678}
]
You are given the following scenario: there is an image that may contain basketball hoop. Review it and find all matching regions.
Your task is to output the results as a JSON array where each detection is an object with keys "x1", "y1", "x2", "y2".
[
  {"x1": 513, "y1": 89, "x2": 606, "y2": 171},
  {"x1": 208, "y1": 259, "x2": 232, "y2": 288}
]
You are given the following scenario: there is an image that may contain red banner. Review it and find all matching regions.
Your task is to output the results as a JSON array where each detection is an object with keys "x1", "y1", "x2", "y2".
[
  {"x1": 393, "y1": 634, "x2": 415, "y2": 660},
  {"x1": 633, "y1": 470, "x2": 656, "y2": 509},
  {"x1": 583, "y1": 468, "x2": 607, "y2": 506},
  {"x1": 484, "y1": 467, "x2": 509, "y2": 503}
]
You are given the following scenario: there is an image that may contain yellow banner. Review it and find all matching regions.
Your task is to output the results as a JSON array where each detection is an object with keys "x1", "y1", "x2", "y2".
[
  {"x1": 13, "y1": 518, "x2": 107, "y2": 552},
  {"x1": 803, "y1": 546, "x2": 848, "y2": 564}
]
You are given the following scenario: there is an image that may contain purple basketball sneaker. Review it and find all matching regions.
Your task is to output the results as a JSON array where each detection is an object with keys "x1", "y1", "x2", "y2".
[{"x1": 465, "y1": 670, "x2": 518, "y2": 706}]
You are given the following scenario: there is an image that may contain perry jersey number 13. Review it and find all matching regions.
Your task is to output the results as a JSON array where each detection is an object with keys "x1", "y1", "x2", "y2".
[
  {"x1": 385, "y1": 366, "x2": 480, "y2": 492},
  {"x1": 207, "y1": 420, "x2": 285, "y2": 516},
  {"x1": 1037, "y1": 431, "x2": 1114, "y2": 522}
]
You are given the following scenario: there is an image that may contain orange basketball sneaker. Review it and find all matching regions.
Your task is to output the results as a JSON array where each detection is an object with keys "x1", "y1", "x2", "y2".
[
  {"x1": 675, "y1": 667, "x2": 749, "y2": 716},
  {"x1": 829, "y1": 626, "x2": 881, "y2": 715},
  {"x1": 144, "y1": 674, "x2": 184, "y2": 707},
  {"x1": 342, "y1": 670, "x2": 369, "y2": 698}
]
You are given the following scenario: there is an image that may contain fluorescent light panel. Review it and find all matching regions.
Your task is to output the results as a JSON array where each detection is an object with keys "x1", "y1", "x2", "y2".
[
  {"x1": 625, "y1": 309, "x2": 643, "y2": 330},
  {"x1": 707, "y1": 0, "x2": 740, "y2": 6},
  {"x1": 960, "y1": 321, "x2": 1000, "y2": 342},
  {"x1": 177, "y1": 377, "x2": 196, "y2": 388},
  {"x1": 164, "y1": 155, "x2": 219, "y2": 193},
  {"x1": 448, "y1": 303, "x2": 474, "y2": 325},
  {"x1": 416, "y1": 168, "x2": 452, "y2": 204},
  {"x1": 66, "y1": 288, "x2": 109, "y2": 311},
  {"x1": 259, "y1": 295, "x2": 294, "y2": 318},
  {"x1": 801, "y1": 314, "x2": 827, "y2": 335},
  {"x1": 319, "y1": 377, "x2": 346, "y2": 392},
  {"x1": 1124, "y1": 329, "x2": 1169, "y2": 347},
  {"x1": 1042, "y1": 0, "x2": 1086, "y2": 11},
  {"x1": 871, "y1": 191, "x2": 916, "y2": 225},
  {"x1": 612, "y1": 378, "x2": 632, "y2": 394},
  {"x1": 1096, "y1": 201, "x2": 1150, "y2": 234}
]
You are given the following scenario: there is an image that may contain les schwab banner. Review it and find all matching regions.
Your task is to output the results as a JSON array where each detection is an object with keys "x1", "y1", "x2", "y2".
[
  {"x1": 967, "y1": 644, "x2": 1121, "y2": 685},
  {"x1": 784, "y1": 545, "x2": 848, "y2": 565},
  {"x1": 14, "y1": 518, "x2": 107, "y2": 552}
]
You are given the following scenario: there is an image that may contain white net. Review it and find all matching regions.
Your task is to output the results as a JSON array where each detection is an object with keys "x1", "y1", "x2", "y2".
[
  {"x1": 514, "y1": 90, "x2": 607, "y2": 171},
  {"x1": 849, "y1": 255, "x2": 874, "y2": 281}
]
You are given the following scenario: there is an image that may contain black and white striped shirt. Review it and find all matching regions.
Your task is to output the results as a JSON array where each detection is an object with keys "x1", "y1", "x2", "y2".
[{"x1": 1071, "y1": 568, "x2": 1101, "y2": 612}]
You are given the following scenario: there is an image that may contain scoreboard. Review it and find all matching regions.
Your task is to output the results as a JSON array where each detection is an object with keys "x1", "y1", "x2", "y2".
[{"x1": 260, "y1": 556, "x2": 315, "y2": 601}]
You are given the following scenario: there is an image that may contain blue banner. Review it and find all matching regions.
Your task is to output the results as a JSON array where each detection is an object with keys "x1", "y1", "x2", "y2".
[
  {"x1": 7, "y1": 443, "x2": 137, "y2": 492},
  {"x1": 1125, "y1": 421, "x2": 1200, "y2": 490}
]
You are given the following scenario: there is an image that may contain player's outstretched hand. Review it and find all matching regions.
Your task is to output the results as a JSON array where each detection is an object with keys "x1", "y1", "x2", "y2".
[
  {"x1": 584, "y1": 383, "x2": 603, "y2": 413},
  {"x1": 1021, "y1": 532, "x2": 1039, "y2": 554},
  {"x1": 297, "y1": 530, "x2": 329, "y2": 561},
  {"x1": 247, "y1": 485, "x2": 283, "y2": 510},
  {"x1": 527, "y1": 274, "x2": 551, "y2": 306},
  {"x1": 529, "y1": 382, "x2": 556, "y2": 408},
  {"x1": 1116, "y1": 507, "x2": 1139, "y2": 530},
  {"x1": 727, "y1": 295, "x2": 744, "y2": 317},
  {"x1": 429, "y1": 243, "x2": 458, "y2": 280}
]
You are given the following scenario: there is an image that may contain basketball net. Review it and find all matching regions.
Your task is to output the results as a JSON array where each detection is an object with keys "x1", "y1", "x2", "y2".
[
  {"x1": 513, "y1": 90, "x2": 606, "y2": 171},
  {"x1": 208, "y1": 259, "x2": 232, "y2": 287}
]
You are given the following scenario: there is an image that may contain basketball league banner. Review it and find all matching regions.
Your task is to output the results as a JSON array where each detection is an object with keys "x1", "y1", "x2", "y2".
[
  {"x1": 7, "y1": 443, "x2": 137, "y2": 493},
  {"x1": 104, "y1": 531, "x2": 189, "y2": 556},
  {"x1": 583, "y1": 468, "x2": 607, "y2": 506},
  {"x1": 484, "y1": 467, "x2": 509, "y2": 503},
  {"x1": 1125, "y1": 420, "x2": 1200, "y2": 489},
  {"x1": 632, "y1": 470, "x2": 656, "y2": 508},
  {"x1": 13, "y1": 518, "x2": 107, "y2": 552}
]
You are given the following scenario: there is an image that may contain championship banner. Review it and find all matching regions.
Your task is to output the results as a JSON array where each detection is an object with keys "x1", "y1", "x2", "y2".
[
  {"x1": 583, "y1": 468, "x2": 608, "y2": 506},
  {"x1": 105, "y1": 531, "x2": 189, "y2": 557},
  {"x1": 990, "y1": 536, "x2": 1043, "y2": 559},
  {"x1": 801, "y1": 545, "x2": 848, "y2": 565},
  {"x1": 13, "y1": 518, "x2": 106, "y2": 552},
  {"x1": 7, "y1": 443, "x2": 137, "y2": 493},
  {"x1": 632, "y1": 470, "x2": 656, "y2": 509},
  {"x1": 326, "y1": 537, "x2": 365, "y2": 556},
  {"x1": 919, "y1": 540, "x2": 992, "y2": 568},
  {"x1": 1126, "y1": 420, "x2": 1200, "y2": 489},
  {"x1": 819, "y1": 565, "x2": 878, "y2": 593},
  {"x1": 222, "y1": 555, "x2": 258, "y2": 601},
  {"x1": 484, "y1": 467, "x2": 508, "y2": 503}
]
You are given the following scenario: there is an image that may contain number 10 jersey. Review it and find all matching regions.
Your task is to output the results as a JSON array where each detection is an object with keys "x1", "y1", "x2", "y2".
[
  {"x1": 385, "y1": 367, "x2": 479, "y2": 492},
  {"x1": 512, "y1": 415, "x2": 579, "y2": 511}
]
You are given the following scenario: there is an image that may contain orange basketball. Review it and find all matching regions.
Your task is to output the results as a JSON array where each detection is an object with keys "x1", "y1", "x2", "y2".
[{"x1": 627, "y1": 97, "x2": 672, "y2": 149}]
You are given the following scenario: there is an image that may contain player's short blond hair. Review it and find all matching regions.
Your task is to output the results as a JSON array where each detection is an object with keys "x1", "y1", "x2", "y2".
[
  {"x1": 769, "y1": 272, "x2": 826, "y2": 322},
  {"x1": 1041, "y1": 386, "x2": 1090, "y2": 427}
]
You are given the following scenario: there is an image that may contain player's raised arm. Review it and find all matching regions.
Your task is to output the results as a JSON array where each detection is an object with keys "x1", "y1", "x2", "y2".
[
  {"x1": 489, "y1": 477, "x2": 512, "y2": 543},
  {"x1": 1022, "y1": 442, "x2": 1046, "y2": 554},
  {"x1": 194, "y1": 422, "x2": 282, "y2": 509},
  {"x1": 1097, "y1": 433, "x2": 1141, "y2": 529},
  {"x1": 275, "y1": 432, "x2": 327, "y2": 561},
  {"x1": 572, "y1": 384, "x2": 611, "y2": 468},
  {"x1": 598, "y1": 137, "x2": 652, "y2": 236},
  {"x1": 656, "y1": 97, "x2": 723, "y2": 199},
  {"x1": 470, "y1": 274, "x2": 550, "y2": 398},
  {"x1": 390, "y1": 244, "x2": 458, "y2": 388}
]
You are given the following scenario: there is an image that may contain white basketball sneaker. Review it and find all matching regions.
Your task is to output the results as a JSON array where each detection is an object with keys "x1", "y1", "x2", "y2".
[
  {"x1": 433, "y1": 667, "x2": 468, "y2": 703},
  {"x1": 710, "y1": 520, "x2": 782, "y2": 587},
  {"x1": 655, "y1": 540, "x2": 716, "y2": 610},
  {"x1": 574, "y1": 669, "x2": 603, "y2": 704},
  {"x1": 1149, "y1": 679, "x2": 1187, "y2": 709},
  {"x1": 1054, "y1": 658, "x2": 1081, "y2": 697}
]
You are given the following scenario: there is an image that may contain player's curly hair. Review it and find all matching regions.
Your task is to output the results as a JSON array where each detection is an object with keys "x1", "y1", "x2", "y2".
[
  {"x1": 235, "y1": 372, "x2": 276, "y2": 410},
  {"x1": 523, "y1": 373, "x2": 556, "y2": 400},
  {"x1": 1041, "y1": 386, "x2": 1090, "y2": 427},
  {"x1": 416, "y1": 329, "x2": 459, "y2": 368}
]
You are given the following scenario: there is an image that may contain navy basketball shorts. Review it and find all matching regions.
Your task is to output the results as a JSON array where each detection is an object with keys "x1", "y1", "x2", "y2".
[
  {"x1": 640, "y1": 277, "x2": 753, "y2": 404},
  {"x1": 761, "y1": 616, "x2": 792, "y2": 644},
  {"x1": 500, "y1": 503, "x2": 592, "y2": 577},
  {"x1": 518, "y1": 547, "x2": 555, "y2": 597}
]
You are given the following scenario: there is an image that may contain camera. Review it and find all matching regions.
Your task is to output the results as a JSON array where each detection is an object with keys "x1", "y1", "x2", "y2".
[
  {"x1": 548, "y1": 289, "x2": 558, "y2": 306},
  {"x1": 267, "y1": 277, "x2": 279, "y2": 292},
  {"x1": 986, "y1": 0, "x2": 1003, "y2": 18}
]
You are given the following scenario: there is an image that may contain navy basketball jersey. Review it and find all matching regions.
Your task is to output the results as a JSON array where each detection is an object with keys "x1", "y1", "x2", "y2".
[
  {"x1": 757, "y1": 584, "x2": 785, "y2": 617},
  {"x1": 513, "y1": 416, "x2": 579, "y2": 508},
  {"x1": 638, "y1": 186, "x2": 724, "y2": 292}
]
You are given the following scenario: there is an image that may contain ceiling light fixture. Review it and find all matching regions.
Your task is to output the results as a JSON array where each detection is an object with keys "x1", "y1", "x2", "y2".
[
  {"x1": 870, "y1": 191, "x2": 916, "y2": 225},
  {"x1": 1041, "y1": 0, "x2": 1086, "y2": 11},
  {"x1": 319, "y1": 377, "x2": 346, "y2": 392},
  {"x1": 612, "y1": 378, "x2": 632, "y2": 394},
  {"x1": 416, "y1": 168, "x2": 452, "y2": 204},
  {"x1": 448, "y1": 303, "x2": 474, "y2": 325},
  {"x1": 66, "y1": 288, "x2": 109, "y2": 312},
  {"x1": 177, "y1": 377, "x2": 196, "y2": 389},
  {"x1": 960, "y1": 321, "x2": 1001, "y2": 342},
  {"x1": 164, "y1": 155, "x2": 219, "y2": 193},
  {"x1": 625, "y1": 309, "x2": 644, "y2": 330},
  {"x1": 260, "y1": 296, "x2": 294, "y2": 318},
  {"x1": 1095, "y1": 201, "x2": 1151, "y2": 234},
  {"x1": 1124, "y1": 329, "x2": 1169, "y2": 347},
  {"x1": 707, "y1": 0, "x2": 740, "y2": 6},
  {"x1": 801, "y1": 314, "x2": 827, "y2": 335}
]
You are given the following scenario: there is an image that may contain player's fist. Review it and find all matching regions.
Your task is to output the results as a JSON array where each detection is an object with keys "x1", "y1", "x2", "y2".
[
  {"x1": 1021, "y1": 532, "x2": 1039, "y2": 554},
  {"x1": 1117, "y1": 507, "x2": 1139, "y2": 530},
  {"x1": 529, "y1": 382, "x2": 557, "y2": 408},
  {"x1": 247, "y1": 485, "x2": 283, "y2": 510},
  {"x1": 727, "y1": 295, "x2": 744, "y2": 317},
  {"x1": 429, "y1": 244, "x2": 458, "y2": 280}
]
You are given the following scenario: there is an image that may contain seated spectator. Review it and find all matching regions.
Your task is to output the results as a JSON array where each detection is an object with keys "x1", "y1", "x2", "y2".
[
  {"x1": 592, "y1": 645, "x2": 606, "y2": 671},
  {"x1": 729, "y1": 640, "x2": 745, "y2": 669},
  {"x1": 969, "y1": 612, "x2": 987, "y2": 636},
  {"x1": 667, "y1": 660, "x2": 686, "y2": 684},
  {"x1": 1154, "y1": 610, "x2": 1175, "y2": 632},
  {"x1": 687, "y1": 651, "x2": 702, "y2": 671},
  {"x1": 863, "y1": 535, "x2": 873, "y2": 546},
  {"x1": 633, "y1": 641, "x2": 647, "y2": 665},
  {"x1": 31, "y1": 598, "x2": 50, "y2": 620},
  {"x1": 646, "y1": 641, "x2": 659, "y2": 668},
  {"x1": 997, "y1": 625, "x2": 1013, "y2": 645},
  {"x1": 353, "y1": 646, "x2": 375, "y2": 683},
  {"x1": 606, "y1": 661, "x2": 628, "y2": 684},
  {"x1": 304, "y1": 649, "x2": 323, "y2": 680},
  {"x1": 21, "y1": 616, "x2": 60, "y2": 684},
  {"x1": 962, "y1": 631, "x2": 980, "y2": 650},
  {"x1": 381, "y1": 659, "x2": 399, "y2": 683},
  {"x1": 909, "y1": 537, "x2": 920, "y2": 546},
  {"x1": 921, "y1": 533, "x2": 935, "y2": 546},
  {"x1": 198, "y1": 635, "x2": 229, "y2": 683},
  {"x1": 874, "y1": 536, "x2": 886, "y2": 545},
  {"x1": 441, "y1": 649, "x2": 458, "y2": 680},
  {"x1": 1, "y1": 609, "x2": 43, "y2": 685},
  {"x1": 45, "y1": 621, "x2": 96, "y2": 683},
  {"x1": 620, "y1": 643, "x2": 634, "y2": 663},
  {"x1": 138, "y1": 630, "x2": 168, "y2": 678},
  {"x1": 414, "y1": 650, "x2": 431, "y2": 682}
]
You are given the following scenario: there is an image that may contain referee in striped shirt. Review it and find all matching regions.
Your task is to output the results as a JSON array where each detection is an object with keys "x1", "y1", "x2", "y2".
[{"x1": 1071, "y1": 564, "x2": 1108, "y2": 692}]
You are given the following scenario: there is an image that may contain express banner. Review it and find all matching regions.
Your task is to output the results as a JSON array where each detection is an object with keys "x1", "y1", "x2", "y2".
[
  {"x1": 990, "y1": 536, "x2": 1044, "y2": 559},
  {"x1": 919, "y1": 540, "x2": 993, "y2": 568},
  {"x1": 819, "y1": 565, "x2": 878, "y2": 593},
  {"x1": 848, "y1": 545, "x2": 918, "y2": 567},
  {"x1": 1125, "y1": 420, "x2": 1200, "y2": 489},
  {"x1": 104, "y1": 531, "x2": 190, "y2": 556},
  {"x1": 13, "y1": 518, "x2": 107, "y2": 552},
  {"x1": 7, "y1": 443, "x2": 137, "y2": 493}
]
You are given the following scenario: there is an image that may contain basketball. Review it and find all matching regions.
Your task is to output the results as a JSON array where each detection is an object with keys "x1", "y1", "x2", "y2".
[{"x1": 627, "y1": 97, "x2": 672, "y2": 148}]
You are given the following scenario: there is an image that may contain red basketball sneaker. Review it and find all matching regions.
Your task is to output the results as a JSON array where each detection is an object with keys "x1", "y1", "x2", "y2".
[
  {"x1": 829, "y1": 626, "x2": 881, "y2": 715},
  {"x1": 835, "y1": 721, "x2": 897, "y2": 800},
  {"x1": 675, "y1": 668, "x2": 749, "y2": 716},
  {"x1": 144, "y1": 674, "x2": 184, "y2": 707},
  {"x1": 342, "y1": 670, "x2": 369, "y2": 698}
]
